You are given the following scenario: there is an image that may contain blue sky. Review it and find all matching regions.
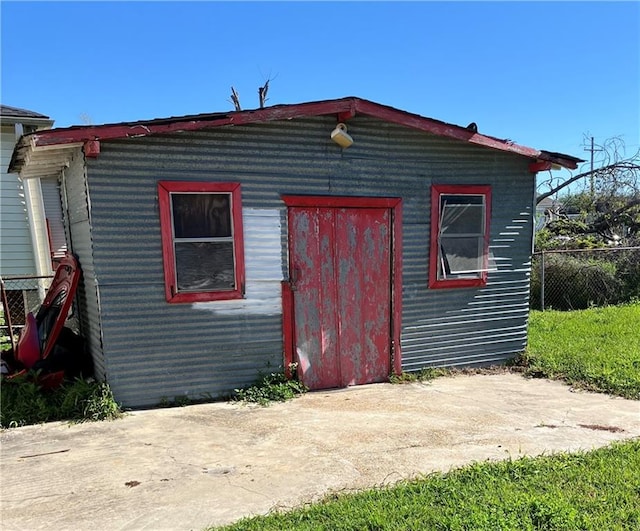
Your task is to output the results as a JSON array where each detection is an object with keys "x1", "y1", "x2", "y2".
[{"x1": 2, "y1": 1, "x2": 639, "y2": 173}]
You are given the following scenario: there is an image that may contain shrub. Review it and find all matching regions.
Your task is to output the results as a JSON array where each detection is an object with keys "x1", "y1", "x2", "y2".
[
  {"x1": 531, "y1": 253, "x2": 624, "y2": 310},
  {"x1": 1, "y1": 375, "x2": 121, "y2": 428},
  {"x1": 617, "y1": 248, "x2": 640, "y2": 301}
]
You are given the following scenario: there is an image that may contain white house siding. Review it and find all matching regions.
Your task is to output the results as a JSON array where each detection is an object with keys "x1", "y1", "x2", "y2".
[
  {"x1": 22, "y1": 178, "x2": 53, "y2": 292},
  {"x1": 0, "y1": 126, "x2": 36, "y2": 276}
]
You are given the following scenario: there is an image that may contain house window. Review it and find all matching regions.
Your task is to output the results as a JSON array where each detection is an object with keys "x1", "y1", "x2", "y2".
[
  {"x1": 429, "y1": 184, "x2": 491, "y2": 289},
  {"x1": 158, "y1": 181, "x2": 245, "y2": 303}
]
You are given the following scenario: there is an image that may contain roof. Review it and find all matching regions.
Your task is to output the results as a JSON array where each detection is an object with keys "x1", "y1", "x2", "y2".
[
  {"x1": 9, "y1": 97, "x2": 583, "y2": 179},
  {"x1": 1, "y1": 104, "x2": 51, "y2": 121},
  {"x1": 536, "y1": 197, "x2": 561, "y2": 209}
]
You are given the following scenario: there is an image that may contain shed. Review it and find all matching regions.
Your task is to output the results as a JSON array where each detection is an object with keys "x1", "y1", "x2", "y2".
[{"x1": 9, "y1": 97, "x2": 580, "y2": 407}]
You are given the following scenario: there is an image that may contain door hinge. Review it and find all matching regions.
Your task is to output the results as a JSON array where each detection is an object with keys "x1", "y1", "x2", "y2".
[{"x1": 288, "y1": 266, "x2": 300, "y2": 291}]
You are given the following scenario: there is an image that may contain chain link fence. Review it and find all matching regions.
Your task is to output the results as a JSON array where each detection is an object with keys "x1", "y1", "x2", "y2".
[
  {"x1": 1, "y1": 275, "x2": 53, "y2": 349},
  {"x1": 531, "y1": 247, "x2": 640, "y2": 311}
]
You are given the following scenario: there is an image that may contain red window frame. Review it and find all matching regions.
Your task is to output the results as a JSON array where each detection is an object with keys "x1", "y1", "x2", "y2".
[
  {"x1": 428, "y1": 184, "x2": 491, "y2": 289},
  {"x1": 157, "y1": 181, "x2": 245, "y2": 303}
]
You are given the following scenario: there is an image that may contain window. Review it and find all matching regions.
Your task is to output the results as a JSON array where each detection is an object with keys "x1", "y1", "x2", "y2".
[
  {"x1": 158, "y1": 181, "x2": 245, "y2": 303},
  {"x1": 429, "y1": 184, "x2": 491, "y2": 289}
]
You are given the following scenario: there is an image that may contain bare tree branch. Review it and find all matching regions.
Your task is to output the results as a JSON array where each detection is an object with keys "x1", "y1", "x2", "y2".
[
  {"x1": 258, "y1": 79, "x2": 269, "y2": 109},
  {"x1": 537, "y1": 137, "x2": 639, "y2": 205},
  {"x1": 536, "y1": 162, "x2": 638, "y2": 204},
  {"x1": 229, "y1": 86, "x2": 241, "y2": 111}
]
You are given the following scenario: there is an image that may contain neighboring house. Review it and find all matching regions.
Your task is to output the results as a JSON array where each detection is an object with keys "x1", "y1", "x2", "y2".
[
  {"x1": 534, "y1": 196, "x2": 562, "y2": 231},
  {"x1": 9, "y1": 97, "x2": 581, "y2": 407},
  {"x1": 1, "y1": 105, "x2": 65, "y2": 321},
  {"x1": 535, "y1": 196, "x2": 587, "y2": 232}
]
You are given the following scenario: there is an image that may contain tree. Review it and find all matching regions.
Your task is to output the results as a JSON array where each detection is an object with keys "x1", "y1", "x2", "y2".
[
  {"x1": 536, "y1": 136, "x2": 640, "y2": 246},
  {"x1": 536, "y1": 136, "x2": 639, "y2": 205}
]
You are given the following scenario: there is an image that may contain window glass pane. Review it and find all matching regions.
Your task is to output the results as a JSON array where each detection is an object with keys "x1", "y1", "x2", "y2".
[
  {"x1": 439, "y1": 236, "x2": 482, "y2": 278},
  {"x1": 440, "y1": 196, "x2": 484, "y2": 235},
  {"x1": 441, "y1": 194, "x2": 483, "y2": 206},
  {"x1": 175, "y1": 242, "x2": 235, "y2": 291},
  {"x1": 172, "y1": 194, "x2": 231, "y2": 238}
]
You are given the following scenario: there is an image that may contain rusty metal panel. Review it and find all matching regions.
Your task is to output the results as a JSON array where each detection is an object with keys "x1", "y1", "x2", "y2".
[
  {"x1": 289, "y1": 206, "x2": 391, "y2": 390},
  {"x1": 335, "y1": 207, "x2": 391, "y2": 386},
  {"x1": 289, "y1": 207, "x2": 338, "y2": 389},
  {"x1": 76, "y1": 115, "x2": 536, "y2": 405}
]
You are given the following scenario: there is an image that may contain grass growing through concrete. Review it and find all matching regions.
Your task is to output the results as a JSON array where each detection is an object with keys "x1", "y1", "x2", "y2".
[
  {"x1": 218, "y1": 439, "x2": 640, "y2": 530},
  {"x1": 521, "y1": 302, "x2": 640, "y2": 399}
]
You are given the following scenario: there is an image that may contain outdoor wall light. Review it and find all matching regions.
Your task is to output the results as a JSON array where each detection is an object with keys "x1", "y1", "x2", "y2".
[{"x1": 330, "y1": 123, "x2": 353, "y2": 148}]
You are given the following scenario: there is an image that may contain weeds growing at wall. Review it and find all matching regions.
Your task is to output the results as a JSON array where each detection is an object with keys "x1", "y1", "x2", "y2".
[
  {"x1": 234, "y1": 367, "x2": 307, "y2": 406},
  {"x1": 389, "y1": 367, "x2": 450, "y2": 383},
  {"x1": 1, "y1": 375, "x2": 122, "y2": 428}
]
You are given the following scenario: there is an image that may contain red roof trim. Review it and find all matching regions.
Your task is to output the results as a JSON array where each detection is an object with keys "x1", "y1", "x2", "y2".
[
  {"x1": 30, "y1": 100, "x2": 356, "y2": 148},
  {"x1": 23, "y1": 97, "x2": 580, "y2": 169},
  {"x1": 282, "y1": 195, "x2": 401, "y2": 208},
  {"x1": 352, "y1": 100, "x2": 544, "y2": 160}
]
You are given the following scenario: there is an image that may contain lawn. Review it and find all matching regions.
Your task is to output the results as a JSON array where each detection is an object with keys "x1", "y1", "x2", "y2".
[
  {"x1": 218, "y1": 440, "x2": 640, "y2": 531},
  {"x1": 215, "y1": 303, "x2": 640, "y2": 530},
  {"x1": 523, "y1": 303, "x2": 640, "y2": 399}
]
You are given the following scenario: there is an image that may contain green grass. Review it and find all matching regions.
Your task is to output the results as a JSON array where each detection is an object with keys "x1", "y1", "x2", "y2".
[
  {"x1": 233, "y1": 368, "x2": 307, "y2": 406},
  {"x1": 0, "y1": 312, "x2": 15, "y2": 351},
  {"x1": 215, "y1": 304, "x2": 640, "y2": 530},
  {"x1": 1, "y1": 375, "x2": 122, "y2": 428},
  {"x1": 218, "y1": 439, "x2": 640, "y2": 531},
  {"x1": 389, "y1": 367, "x2": 450, "y2": 383},
  {"x1": 521, "y1": 303, "x2": 640, "y2": 399}
]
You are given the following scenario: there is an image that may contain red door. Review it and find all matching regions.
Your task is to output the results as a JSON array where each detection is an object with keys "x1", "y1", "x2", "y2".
[{"x1": 286, "y1": 201, "x2": 394, "y2": 390}]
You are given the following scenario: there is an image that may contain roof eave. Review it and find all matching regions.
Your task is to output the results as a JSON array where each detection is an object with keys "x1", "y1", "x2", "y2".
[
  {"x1": 1, "y1": 116, "x2": 55, "y2": 128},
  {"x1": 9, "y1": 135, "x2": 81, "y2": 179},
  {"x1": 9, "y1": 97, "x2": 582, "y2": 175}
]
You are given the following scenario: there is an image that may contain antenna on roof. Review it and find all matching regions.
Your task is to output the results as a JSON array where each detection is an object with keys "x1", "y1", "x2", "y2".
[{"x1": 229, "y1": 87, "x2": 241, "y2": 111}]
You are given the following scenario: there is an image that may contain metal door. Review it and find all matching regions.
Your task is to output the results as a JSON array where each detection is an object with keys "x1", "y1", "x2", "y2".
[{"x1": 287, "y1": 204, "x2": 392, "y2": 390}]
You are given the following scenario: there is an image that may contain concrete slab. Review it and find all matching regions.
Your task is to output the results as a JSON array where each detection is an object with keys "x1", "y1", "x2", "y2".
[{"x1": 1, "y1": 373, "x2": 639, "y2": 530}]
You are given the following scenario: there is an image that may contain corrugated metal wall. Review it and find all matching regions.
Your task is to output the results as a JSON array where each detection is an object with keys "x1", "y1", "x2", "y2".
[
  {"x1": 81, "y1": 115, "x2": 534, "y2": 407},
  {"x1": 61, "y1": 150, "x2": 107, "y2": 380}
]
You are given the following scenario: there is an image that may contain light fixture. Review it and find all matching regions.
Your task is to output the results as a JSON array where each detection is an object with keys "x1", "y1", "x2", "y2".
[{"x1": 330, "y1": 123, "x2": 353, "y2": 148}]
